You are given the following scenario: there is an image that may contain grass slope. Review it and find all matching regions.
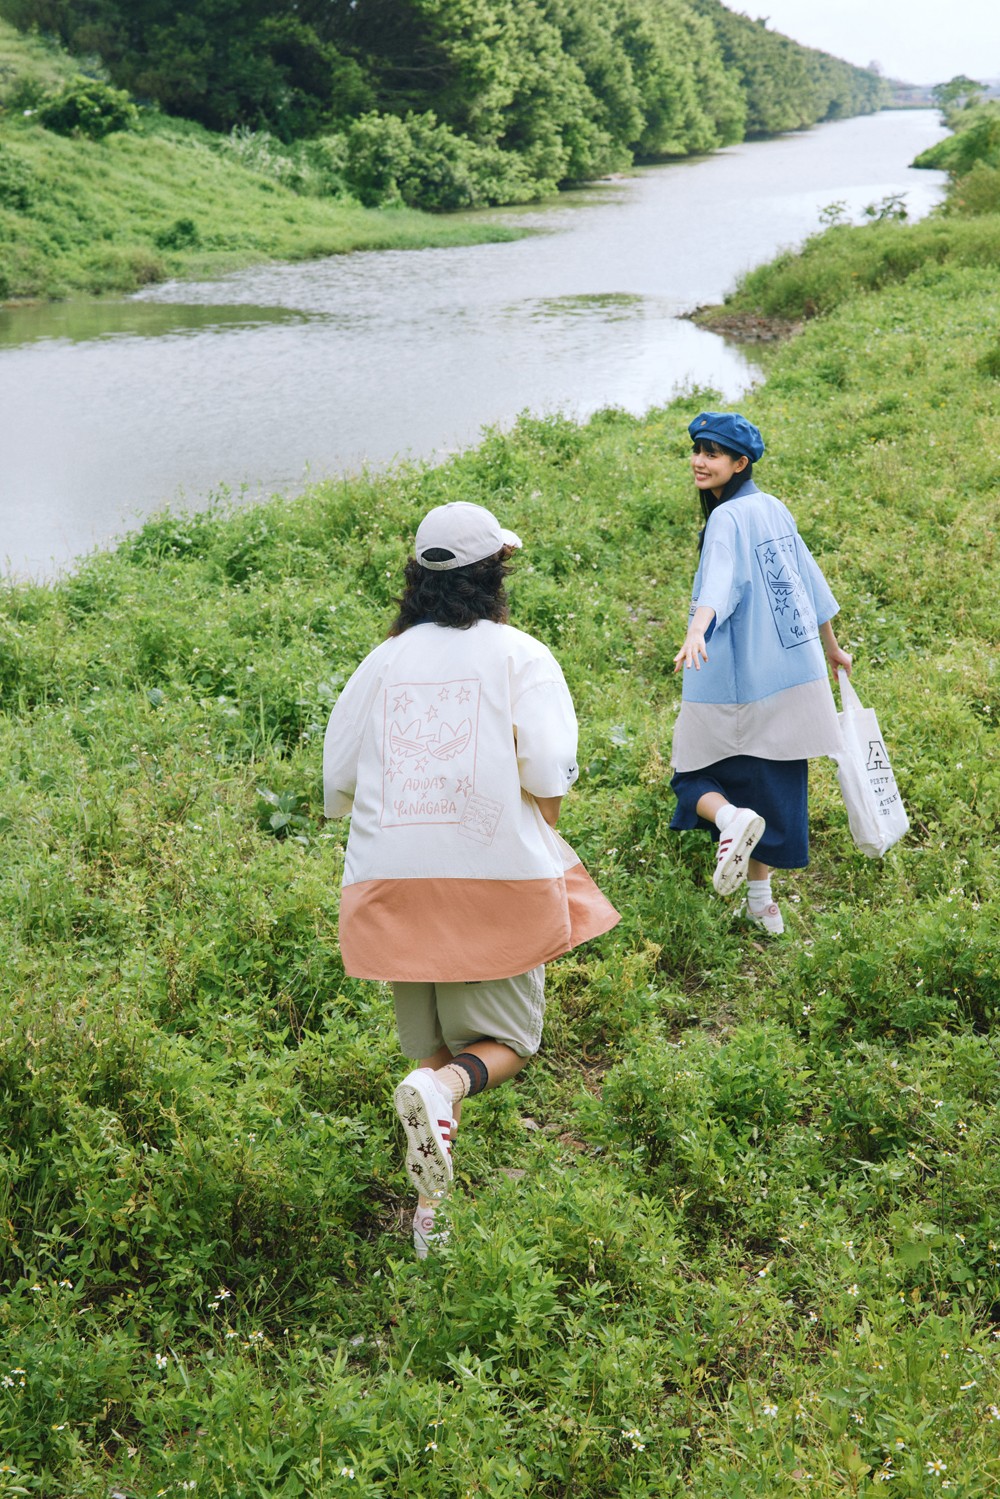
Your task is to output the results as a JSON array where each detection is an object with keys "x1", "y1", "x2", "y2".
[
  {"x1": 0, "y1": 20, "x2": 520, "y2": 303},
  {"x1": 703, "y1": 212, "x2": 1000, "y2": 322},
  {"x1": 0, "y1": 224, "x2": 998, "y2": 1490}
]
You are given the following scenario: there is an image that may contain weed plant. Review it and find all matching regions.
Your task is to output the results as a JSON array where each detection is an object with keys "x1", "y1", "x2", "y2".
[{"x1": 1, "y1": 126, "x2": 999, "y2": 1499}]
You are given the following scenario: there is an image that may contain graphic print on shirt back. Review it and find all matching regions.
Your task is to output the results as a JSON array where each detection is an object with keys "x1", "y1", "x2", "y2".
[
  {"x1": 754, "y1": 534, "x2": 818, "y2": 649},
  {"x1": 380, "y1": 677, "x2": 499, "y2": 838}
]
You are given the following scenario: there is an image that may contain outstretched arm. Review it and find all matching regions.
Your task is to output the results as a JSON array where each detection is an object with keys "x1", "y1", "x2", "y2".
[{"x1": 674, "y1": 605, "x2": 717, "y2": 672}]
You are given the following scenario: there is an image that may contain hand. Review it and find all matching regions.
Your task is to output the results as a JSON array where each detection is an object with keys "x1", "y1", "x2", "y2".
[
  {"x1": 826, "y1": 643, "x2": 853, "y2": 678},
  {"x1": 674, "y1": 631, "x2": 709, "y2": 672}
]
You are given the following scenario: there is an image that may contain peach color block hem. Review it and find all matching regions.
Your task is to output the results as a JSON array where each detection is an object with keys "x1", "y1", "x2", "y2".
[{"x1": 339, "y1": 864, "x2": 619, "y2": 982}]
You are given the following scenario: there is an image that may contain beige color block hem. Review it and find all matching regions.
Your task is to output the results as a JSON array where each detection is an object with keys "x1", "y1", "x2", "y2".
[{"x1": 671, "y1": 677, "x2": 844, "y2": 772}]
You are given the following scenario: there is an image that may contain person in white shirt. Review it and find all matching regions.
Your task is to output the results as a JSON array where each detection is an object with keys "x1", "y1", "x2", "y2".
[{"x1": 323, "y1": 501, "x2": 618, "y2": 1257}]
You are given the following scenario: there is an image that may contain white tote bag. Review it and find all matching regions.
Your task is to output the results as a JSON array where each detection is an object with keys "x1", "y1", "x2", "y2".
[{"x1": 833, "y1": 670, "x2": 909, "y2": 858}]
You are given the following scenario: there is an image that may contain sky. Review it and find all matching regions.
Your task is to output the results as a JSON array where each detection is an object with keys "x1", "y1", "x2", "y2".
[{"x1": 743, "y1": 1, "x2": 1000, "y2": 86}]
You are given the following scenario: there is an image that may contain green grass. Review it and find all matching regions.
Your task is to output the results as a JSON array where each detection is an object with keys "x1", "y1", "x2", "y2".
[
  {"x1": 0, "y1": 19, "x2": 81, "y2": 100},
  {"x1": 698, "y1": 213, "x2": 1000, "y2": 322},
  {"x1": 0, "y1": 203, "x2": 999, "y2": 1491},
  {"x1": 0, "y1": 19, "x2": 522, "y2": 302}
]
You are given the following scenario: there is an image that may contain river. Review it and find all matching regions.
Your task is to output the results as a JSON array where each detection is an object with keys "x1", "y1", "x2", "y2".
[{"x1": 0, "y1": 109, "x2": 946, "y2": 580}]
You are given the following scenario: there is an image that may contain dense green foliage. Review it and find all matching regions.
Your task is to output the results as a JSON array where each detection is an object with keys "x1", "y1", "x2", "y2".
[
  {"x1": 692, "y1": 0, "x2": 886, "y2": 136},
  {"x1": 0, "y1": 20, "x2": 524, "y2": 300},
  {"x1": 34, "y1": 70, "x2": 134, "y2": 135},
  {"x1": 1, "y1": 0, "x2": 886, "y2": 209},
  {"x1": 931, "y1": 76, "x2": 987, "y2": 116},
  {"x1": 0, "y1": 3, "x2": 888, "y2": 301},
  {"x1": 1, "y1": 162, "x2": 999, "y2": 1491},
  {"x1": 0, "y1": 6, "x2": 888, "y2": 302},
  {"x1": 705, "y1": 214, "x2": 1000, "y2": 321},
  {"x1": 913, "y1": 99, "x2": 1000, "y2": 218}
]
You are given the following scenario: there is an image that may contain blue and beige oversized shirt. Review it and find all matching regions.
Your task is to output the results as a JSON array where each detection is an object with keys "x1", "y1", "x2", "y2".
[{"x1": 671, "y1": 480, "x2": 845, "y2": 772}]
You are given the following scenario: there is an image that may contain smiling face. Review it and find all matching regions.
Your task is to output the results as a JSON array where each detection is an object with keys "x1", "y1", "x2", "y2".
[{"x1": 690, "y1": 439, "x2": 749, "y2": 499}]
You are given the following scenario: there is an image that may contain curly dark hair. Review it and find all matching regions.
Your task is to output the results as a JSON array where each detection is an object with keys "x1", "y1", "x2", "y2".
[{"x1": 387, "y1": 544, "x2": 517, "y2": 636}]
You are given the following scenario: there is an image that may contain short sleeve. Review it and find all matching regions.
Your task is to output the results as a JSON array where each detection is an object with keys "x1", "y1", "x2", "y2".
[
  {"x1": 694, "y1": 537, "x2": 740, "y2": 626},
  {"x1": 512, "y1": 674, "x2": 580, "y2": 799},
  {"x1": 323, "y1": 657, "x2": 381, "y2": 816}
]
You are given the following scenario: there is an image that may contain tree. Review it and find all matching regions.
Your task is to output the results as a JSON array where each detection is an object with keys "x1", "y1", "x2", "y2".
[
  {"x1": 0, "y1": 0, "x2": 372, "y2": 136},
  {"x1": 931, "y1": 74, "x2": 985, "y2": 120},
  {"x1": 0, "y1": 0, "x2": 894, "y2": 206},
  {"x1": 691, "y1": 0, "x2": 886, "y2": 136},
  {"x1": 622, "y1": 0, "x2": 744, "y2": 158}
]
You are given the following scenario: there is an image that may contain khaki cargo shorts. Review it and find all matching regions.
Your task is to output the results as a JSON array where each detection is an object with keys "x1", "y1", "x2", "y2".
[{"x1": 391, "y1": 965, "x2": 545, "y2": 1061}]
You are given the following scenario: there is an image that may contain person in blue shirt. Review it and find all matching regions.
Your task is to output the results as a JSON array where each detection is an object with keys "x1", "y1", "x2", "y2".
[{"x1": 670, "y1": 411, "x2": 852, "y2": 934}]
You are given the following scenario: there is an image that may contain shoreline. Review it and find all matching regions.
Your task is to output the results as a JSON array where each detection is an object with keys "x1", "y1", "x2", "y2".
[
  {"x1": 0, "y1": 201, "x2": 532, "y2": 310},
  {"x1": 683, "y1": 304, "x2": 807, "y2": 343}
]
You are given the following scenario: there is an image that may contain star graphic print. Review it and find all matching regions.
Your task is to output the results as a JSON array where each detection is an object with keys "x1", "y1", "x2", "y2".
[{"x1": 381, "y1": 677, "x2": 482, "y2": 828}]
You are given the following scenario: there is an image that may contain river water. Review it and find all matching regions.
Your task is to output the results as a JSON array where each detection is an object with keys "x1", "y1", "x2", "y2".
[{"x1": 1, "y1": 109, "x2": 946, "y2": 579}]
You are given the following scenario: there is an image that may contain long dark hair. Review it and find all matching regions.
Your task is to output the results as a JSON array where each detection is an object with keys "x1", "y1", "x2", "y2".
[
  {"x1": 388, "y1": 544, "x2": 516, "y2": 636},
  {"x1": 694, "y1": 439, "x2": 754, "y2": 549}
]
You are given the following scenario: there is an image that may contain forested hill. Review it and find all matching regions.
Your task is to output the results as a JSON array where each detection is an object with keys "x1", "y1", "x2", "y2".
[{"x1": 0, "y1": 0, "x2": 888, "y2": 208}]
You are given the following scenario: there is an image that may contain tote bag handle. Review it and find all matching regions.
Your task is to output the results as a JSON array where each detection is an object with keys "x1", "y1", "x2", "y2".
[{"x1": 837, "y1": 667, "x2": 863, "y2": 713}]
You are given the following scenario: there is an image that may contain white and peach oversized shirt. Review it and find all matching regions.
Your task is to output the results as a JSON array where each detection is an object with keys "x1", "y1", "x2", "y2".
[{"x1": 323, "y1": 619, "x2": 619, "y2": 981}]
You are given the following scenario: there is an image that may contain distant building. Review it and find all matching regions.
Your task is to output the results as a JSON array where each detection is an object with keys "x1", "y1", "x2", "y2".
[
  {"x1": 888, "y1": 81, "x2": 938, "y2": 107},
  {"x1": 888, "y1": 75, "x2": 1000, "y2": 108}
]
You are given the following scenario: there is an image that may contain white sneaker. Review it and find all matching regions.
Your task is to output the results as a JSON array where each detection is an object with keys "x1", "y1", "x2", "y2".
[
  {"x1": 746, "y1": 899, "x2": 784, "y2": 935},
  {"x1": 713, "y1": 807, "x2": 765, "y2": 895},
  {"x1": 412, "y1": 1203, "x2": 450, "y2": 1260},
  {"x1": 393, "y1": 1069, "x2": 455, "y2": 1199}
]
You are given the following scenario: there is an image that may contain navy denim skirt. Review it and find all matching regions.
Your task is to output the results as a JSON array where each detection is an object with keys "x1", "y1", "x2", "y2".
[{"x1": 670, "y1": 754, "x2": 809, "y2": 869}]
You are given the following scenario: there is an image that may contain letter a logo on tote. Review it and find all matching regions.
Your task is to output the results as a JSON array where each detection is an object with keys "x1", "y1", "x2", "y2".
[{"x1": 866, "y1": 739, "x2": 889, "y2": 771}]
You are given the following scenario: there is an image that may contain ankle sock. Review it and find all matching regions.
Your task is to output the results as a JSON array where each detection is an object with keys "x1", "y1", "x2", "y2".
[
  {"x1": 747, "y1": 877, "x2": 773, "y2": 914},
  {"x1": 714, "y1": 802, "x2": 737, "y2": 831},
  {"x1": 433, "y1": 1064, "x2": 469, "y2": 1106}
]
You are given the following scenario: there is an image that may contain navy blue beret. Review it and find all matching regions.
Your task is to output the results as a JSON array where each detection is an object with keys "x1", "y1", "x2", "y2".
[{"x1": 688, "y1": 411, "x2": 765, "y2": 462}]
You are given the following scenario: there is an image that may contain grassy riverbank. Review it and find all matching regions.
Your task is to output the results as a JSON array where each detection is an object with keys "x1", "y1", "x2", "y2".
[
  {"x1": 1, "y1": 205, "x2": 999, "y2": 1493},
  {"x1": 0, "y1": 21, "x2": 521, "y2": 303},
  {"x1": 0, "y1": 113, "x2": 522, "y2": 301}
]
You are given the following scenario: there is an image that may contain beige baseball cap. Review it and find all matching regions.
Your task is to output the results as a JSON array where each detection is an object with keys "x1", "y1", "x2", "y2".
[{"x1": 414, "y1": 501, "x2": 522, "y2": 571}]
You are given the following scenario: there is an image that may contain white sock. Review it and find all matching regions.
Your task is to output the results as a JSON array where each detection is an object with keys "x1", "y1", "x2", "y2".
[
  {"x1": 747, "y1": 877, "x2": 773, "y2": 913},
  {"x1": 714, "y1": 802, "x2": 738, "y2": 831}
]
